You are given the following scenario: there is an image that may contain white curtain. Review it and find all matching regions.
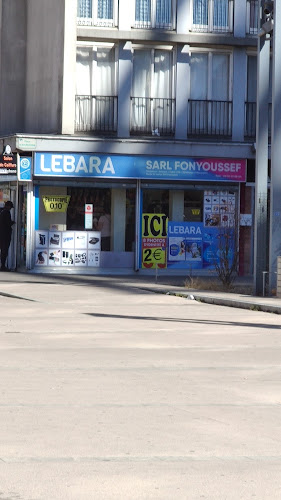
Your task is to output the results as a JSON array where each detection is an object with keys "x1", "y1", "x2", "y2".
[
  {"x1": 213, "y1": 0, "x2": 228, "y2": 29},
  {"x1": 132, "y1": 50, "x2": 151, "y2": 130},
  {"x1": 193, "y1": 0, "x2": 208, "y2": 26},
  {"x1": 98, "y1": 0, "x2": 113, "y2": 19},
  {"x1": 76, "y1": 47, "x2": 115, "y2": 130},
  {"x1": 135, "y1": 0, "x2": 151, "y2": 23},
  {"x1": 156, "y1": 0, "x2": 172, "y2": 26},
  {"x1": 154, "y1": 51, "x2": 171, "y2": 98},
  {"x1": 77, "y1": 0, "x2": 92, "y2": 18},
  {"x1": 212, "y1": 54, "x2": 228, "y2": 100},
  {"x1": 190, "y1": 54, "x2": 208, "y2": 99}
]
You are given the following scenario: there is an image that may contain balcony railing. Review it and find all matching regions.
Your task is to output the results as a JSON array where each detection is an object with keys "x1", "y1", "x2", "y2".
[
  {"x1": 75, "y1": 95, "x2": 117, "y2": 134},
  {"x1": 188, "y1": 100, "x2": 232, "y2": 137},
  {"x1": 130, "y1": 97, "x2": 175, "y2": 136},
  {"x1": 245, "y1": 102, "x2": 272, "y2": 138},
  {"x1": 246, "y1": 0, "x2": 259, "y2": 35}
]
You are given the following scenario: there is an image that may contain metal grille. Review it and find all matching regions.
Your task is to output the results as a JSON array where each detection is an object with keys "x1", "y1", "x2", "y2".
[
  {"x1": 75, "y1": 95, "x2": 117, "y2": 133},
  {"x1": 130, "y1": 97, "x2": 175, "y2": 136},
  {"x1": 188, "y1": 100, "x2": 232, "y2": 137}
]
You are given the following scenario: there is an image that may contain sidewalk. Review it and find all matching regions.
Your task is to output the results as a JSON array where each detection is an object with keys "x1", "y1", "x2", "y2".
[{"x1": 1, "y1": 270, "x2": 281, "y2": 314}]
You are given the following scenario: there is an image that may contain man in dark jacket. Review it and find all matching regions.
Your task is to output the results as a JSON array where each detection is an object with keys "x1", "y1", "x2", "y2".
[{"x1": 0, "y1": 201, "x2": 15, "y2": 271}]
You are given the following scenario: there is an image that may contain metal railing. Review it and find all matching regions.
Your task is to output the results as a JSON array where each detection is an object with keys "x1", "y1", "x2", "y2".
[
  {"x1": 188, "y1": 100, "x2": 232, "y2": 137},
  {"x1": 75, "y1": 95, "x2": 117, "y2": 133},
  {"x1": 130, "y1": 97, "x2": 175, "y2": 136},
  {"x1": 245, "y1": 102, "x2": 272, "y2": 138}
]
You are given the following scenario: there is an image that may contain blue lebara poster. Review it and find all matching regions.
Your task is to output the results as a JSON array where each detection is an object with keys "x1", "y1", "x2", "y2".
[{"x1": 167, "y1": 222, "x2": 235, "y2": 270}]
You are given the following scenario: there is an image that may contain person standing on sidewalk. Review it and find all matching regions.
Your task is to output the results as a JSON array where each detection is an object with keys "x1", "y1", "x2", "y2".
[{"x1": 0, "y1": 201, "x2": 15, "y2": 271}]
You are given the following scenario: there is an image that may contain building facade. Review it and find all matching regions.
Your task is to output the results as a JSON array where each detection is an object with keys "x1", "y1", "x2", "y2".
[{"x1": 0, "y1": 0, "x2": 261, "y2": 275}]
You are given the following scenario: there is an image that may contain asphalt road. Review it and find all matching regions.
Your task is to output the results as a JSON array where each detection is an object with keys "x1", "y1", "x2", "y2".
[{"x1": 0, "y1": 275, "x2": 281, "y2": 499}]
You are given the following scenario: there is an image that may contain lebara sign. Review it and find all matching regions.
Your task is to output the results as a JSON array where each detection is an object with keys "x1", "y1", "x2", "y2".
[{"x1": 34, "y1": 153, "x2": 247, "y2": 182}]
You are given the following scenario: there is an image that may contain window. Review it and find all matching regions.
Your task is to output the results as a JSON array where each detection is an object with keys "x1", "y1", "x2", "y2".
[
  {"x1": 75, "y1": 45, "x2": 117, "y2": 133},
  {"x1": 77, "y1": 0, "x2": 116, "y2": 26},
  {"x1": 135, "y1": 0, "x2": 175, "y2": 29},
  {"x1": 192, "y1": 0, "x2": 233, "y2": 32},
  {"x1": 189, "y1": 52, "x2": 232, "y2": 136},
  {"x1": 246, "y1": 0, "x2": 259, "y2": 34},
  {"x1": 131, "y1": 48, "x2": 175, "y2": 136}
]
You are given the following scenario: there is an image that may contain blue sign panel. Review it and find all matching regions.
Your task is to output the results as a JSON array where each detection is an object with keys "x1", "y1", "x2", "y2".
[
  {"x1": 167, "y1": 222, "x2": 235, "y2": 270},
  {"x1": 34, "y1": 153, "x2": 246, "y2": 183},
  {"x1": 19, "y1": 156, "x2": 32, "y2": 181}
]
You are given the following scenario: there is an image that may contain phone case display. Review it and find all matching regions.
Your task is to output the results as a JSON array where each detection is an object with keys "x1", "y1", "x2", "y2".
[
  {"x1": 87, "y1": 231, "x2": 101, "y2": 250},
  {"x1": 75, "y1": 251, "x2": 87, "y2": 266},
  {"x1": 75, "y1": 232, "x2": 87, "y2": 249},
  {"x1": 48, "y1": 249, "x2": 61, "y2": 266},
  {"x1": 35, "y1": 231, "x2": 48, "y2": 248},
  {"x1": 204, "y1": 190, "x2": 236, "y2": 227},
  {"x1": 88, "y1": 250, "x2": 100, "y2": 267},
  {"x1": 49, "y1": 232, "x2": 61, "y2": 248},
  {"x1": 35, "y1": 249, "x2": 48, "y2": 266},
  {"x1": 62, "y1": 232, "x2": 75, "y2": 249},
  {"x1": 61, "y1": 250, "x2": 74, "y2": 267},
  {"x1": 35, "y1": 230, "x2": 101, "y2": 267}
]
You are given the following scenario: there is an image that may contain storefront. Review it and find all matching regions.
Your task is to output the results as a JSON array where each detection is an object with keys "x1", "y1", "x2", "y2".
[
  {"x1": 21, "y1": 151, "x2": 246, "y2": 274},
  {"x1": 0, "y1": 149, "x2": 20, "y2": 270}
]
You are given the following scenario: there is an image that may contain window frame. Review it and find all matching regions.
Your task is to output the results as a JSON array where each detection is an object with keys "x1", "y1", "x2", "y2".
[
  {"x1": 133, "y1": 0, "x2": 176, "y2": 30},
  {"x1": 77, "y1": 0, "x2": 118, "y2": 27},
  {"x1": 191, "y1": 0, "x2": 233, "y2": 33},
  {"x1": 189, "y1": 48, "x2": 233, "y2": 101}
]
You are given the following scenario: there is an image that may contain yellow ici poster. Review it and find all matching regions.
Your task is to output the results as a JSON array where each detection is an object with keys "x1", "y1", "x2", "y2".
[{"x1": 141, "y1": 213, "x2": 168, "y2": 268}]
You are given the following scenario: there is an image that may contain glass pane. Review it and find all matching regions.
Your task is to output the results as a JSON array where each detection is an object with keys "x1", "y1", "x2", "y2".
[
  {"x1": 67, "y1": 187, "x2": 111, "y2": 251},
  {"x1": 78, "y1": 0, "x2": 92, "y2": 17},
  {"x1": 247, "y1": 56, "x2": 257, "y2": 102},
  {"x1": 125, "y1": 189, "x2": 136, "y2": 251},
  {"x1": 213, "y1": 0, "x2": 228, "y2": 29},
  {"x1": 154, "y1": 50, "x2": 171, "y2": 98},
  {"x1": 190, "y1": 54, "x2": 208, "y2": 99},
  {"x1": 96, "y1": 47, "x2": 115, "y2": 95},
  {"x1": 142, "y1": 189, "x2": 170, "y2": 217},
  {"x1": 193, "y1": 0, "x2": 208, "y2": 25},
  {"x1": 135, "y1": 0, "x2": 151, "y2": 22},
  {"x1": 98, "y1": 0, "x2": 113, "y2": 19},
  {"x1": 156, "y1": 0, "x2": 172, "y2": 25},
  {"x1": 212, "y1": 54, "x2": 229, "y2": 100}
]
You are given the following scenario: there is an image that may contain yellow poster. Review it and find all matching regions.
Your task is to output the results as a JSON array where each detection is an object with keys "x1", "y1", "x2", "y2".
[
  {"x1": 141, "y1": 213, "x2": 168, "y2": 269},
  {"x1": 42, "y1": 195, "x2": 71, "y2": 213}
]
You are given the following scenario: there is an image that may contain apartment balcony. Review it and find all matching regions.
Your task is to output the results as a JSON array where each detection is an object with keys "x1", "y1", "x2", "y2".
[
  {"x1": 75, "y1": 95, "x2": 117, "y2": 134},
  {"x1": 130, "y1": 97, "x2": 175, "y2": 137},
  {"x1": 245, "y1": 102, "x2": 272, "y2": 138},
  {"x1": 188, "y1": 100, "x2": 232, "y2": 138}
]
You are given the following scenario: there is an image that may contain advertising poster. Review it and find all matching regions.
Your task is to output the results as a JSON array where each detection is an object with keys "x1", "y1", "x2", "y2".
[
  {"x1": 167, "y1": 222, "x2": 235, "y2": 270},
  {"x1": 48, "y1": 249, "x2": 61, "y2": 266},
  {"x1": 35, "y1": 231, "x2": 48, "y2": 248},
  {"x1": 88, "y1": 250, "x2": 100, "y2": 267},
  {"x1": 141, "y1": 213, "x2": 168, "y2": 269},
  {"x1": 75, "y1": 232, "x2": 87, "y2": 249},
  {"x1": 35, "y1": 249, "x2": 48, "y2": 266},
  {"x1": 87, "y1": 231, "x2": 101, "y2": 250},
  {"x1": 49, "y1": 232, "x2": 61, "y2": 248},
  {"x1": 62, "y1": 232, "x2": 75, "y2": 249},
  {"x1": 75, "y1": 251, "x2": 87, "y2": 266},
  {"x1": 61, "y1": 250, "x2": 74, "y2": 267},
  {"x1": 34, "y1": 230, "x2": 101, "y2": 268}
]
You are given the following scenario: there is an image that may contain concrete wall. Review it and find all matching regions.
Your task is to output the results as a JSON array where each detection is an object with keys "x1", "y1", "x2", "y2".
[
  {"x1": 0, "y1": 0, "x2": 27, "y2": 135},
  {"x1": 25, "y1": 0, "x2": 67, "y2": 133}
]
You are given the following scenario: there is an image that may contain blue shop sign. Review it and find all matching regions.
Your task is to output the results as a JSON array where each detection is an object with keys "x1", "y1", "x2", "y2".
[{"x1": 34, "y1": 153, "x2": 246, "y2": 183}]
